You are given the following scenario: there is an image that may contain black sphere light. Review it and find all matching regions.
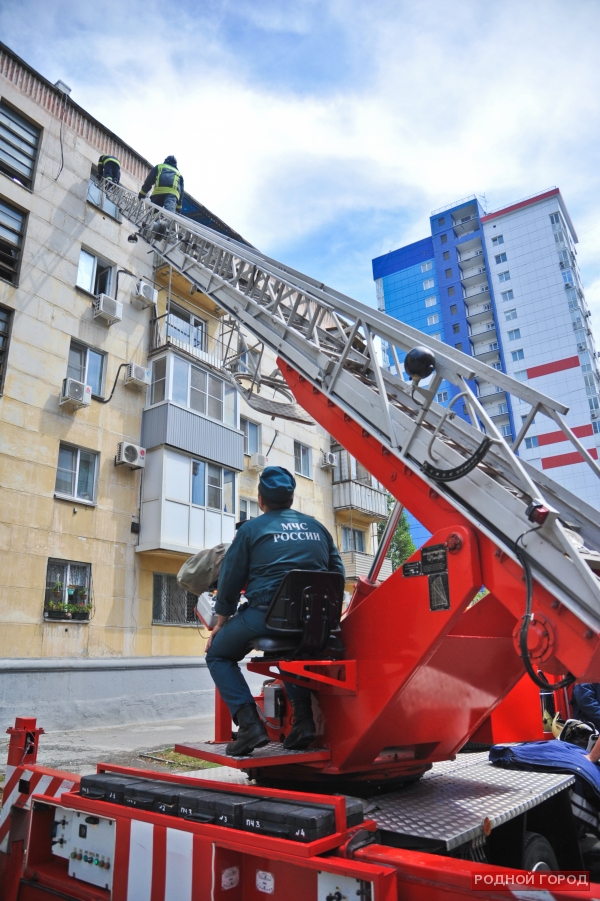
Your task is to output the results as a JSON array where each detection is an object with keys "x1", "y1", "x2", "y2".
[{"x1": 404, "y1": 346, "x2": 436, "y2": 383}]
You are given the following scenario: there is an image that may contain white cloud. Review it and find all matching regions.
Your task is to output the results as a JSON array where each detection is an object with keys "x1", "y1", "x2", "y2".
[{"x1": 2, "y1": 0, "x2": 600, "y2": 310}]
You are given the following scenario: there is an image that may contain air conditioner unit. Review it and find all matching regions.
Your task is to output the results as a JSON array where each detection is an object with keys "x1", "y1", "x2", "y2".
[
  {"x1": 592, "y1": 412, "x2": 599, "y2": 420},
  {"x1": 321, "y1": 452, "x2": 336, "y2": 469},
  {"x1": 115, "y1": 441, "x2": 146, "y2": 469},
  {"x1": 249, "y1": 453, "x2": 267, "y2": 471},
  {"x1": 124, "y1": 363, "x2": 151, "y2": 388},
  {"x1": 59, "y1": 378, "x2": 92, "y2": 409},
  {"x1": 132, "y1": 280, "x2": 158, "y2": 307},
  {"x1": 93, "y1": 294, "x2": 122, "y2": 325}
]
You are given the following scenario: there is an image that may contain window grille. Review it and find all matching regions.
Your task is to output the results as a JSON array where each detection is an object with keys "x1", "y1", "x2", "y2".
[
  {"x1": 0, "y1": 198, "x2": 25, "y2": 285},
  {"x1": 0, "y1": 101, "x2": 40, "y2": 187},
  {"x1": 153, "y1": 573, "x2": 197, "y2": 624}
]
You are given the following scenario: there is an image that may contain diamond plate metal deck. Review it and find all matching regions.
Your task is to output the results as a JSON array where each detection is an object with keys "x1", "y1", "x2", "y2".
[
  {"x1": 174, "y1": 741, "x2": 331, "y2": 769},
  {"x1": 369, "y1": 752, "x2": 574, "y2": 851}
]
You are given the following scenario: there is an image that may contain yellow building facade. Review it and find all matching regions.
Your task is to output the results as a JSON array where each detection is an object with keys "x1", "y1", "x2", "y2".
[{"x1": 0, "y1": 43, "x2": 389, "y2": 728}]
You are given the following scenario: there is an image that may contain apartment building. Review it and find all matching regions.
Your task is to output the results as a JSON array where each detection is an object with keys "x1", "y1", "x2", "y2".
[
  {"x1": 373, "y1": 188, "x2": 600, "y2": 544},
  {"x1": 0, "y1": 42, "x2": 388, "y2": 729}
]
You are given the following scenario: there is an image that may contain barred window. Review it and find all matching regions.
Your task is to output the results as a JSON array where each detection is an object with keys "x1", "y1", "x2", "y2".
[
  {"x1": 0, "y1": 101, "x2": 40, "y2": 188},
  {"x1": 153, "y1": 573, "x2": 197, "y2": 624},
  {"x1": 0, "y1": 304, "x2": 12, "y2": 393},
  {"x1": 0, "y1": 198, "x2": 25, "y2": 285}
]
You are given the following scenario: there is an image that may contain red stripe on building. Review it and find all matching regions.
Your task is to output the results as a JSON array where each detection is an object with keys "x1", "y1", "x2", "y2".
[
  {"x1": 538, "y1": 425, "x2": 594, "y2": 446},
  {"x1": 526, "y1": 356, "x2": 580, "y2": 379},
  {"x1": 481, "y1": 189, "x2": 560, "y2": 223},
  {"x1": 541, "y1": 448, "x2": 598, "y2": 469}
]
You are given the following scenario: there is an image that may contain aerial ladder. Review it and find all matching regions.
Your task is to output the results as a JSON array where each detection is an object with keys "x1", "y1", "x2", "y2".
[
  {"x1": 3, "y1": 180, "x2": 600, "y2": 900},
  {"x1": 105, "y1": 180, "x2": 600, "y2": 780}
]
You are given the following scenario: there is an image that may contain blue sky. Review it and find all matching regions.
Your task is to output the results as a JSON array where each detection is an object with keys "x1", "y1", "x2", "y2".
[{"x1": 2, "y1": 0, "x2": 600, "y2": 318}]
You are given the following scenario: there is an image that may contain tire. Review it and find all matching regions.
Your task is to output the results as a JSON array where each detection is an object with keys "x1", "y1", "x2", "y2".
[{"x1": 522, "y1": 831, "x2": 559, "y2": 871}]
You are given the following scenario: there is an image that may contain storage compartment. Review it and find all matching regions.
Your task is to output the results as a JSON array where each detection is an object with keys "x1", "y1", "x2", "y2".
[
  {"x1": 80, "y1": 773, "x2": 148, "y2": 804},
  {"x1": 178, "y1": 788, "x2": 257, "y2": 827},
  {"x1": 123, "y1": 781, "x2": 182, "y2": 814},
  {"x1": 242, "y1": 799, "x2": 336, "y2": 842}
]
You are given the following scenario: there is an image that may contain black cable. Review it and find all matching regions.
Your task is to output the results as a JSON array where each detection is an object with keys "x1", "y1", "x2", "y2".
[
  {"x1": 53, "y1": 92, "x2": 68, "y2": 182},
  {"x1": 515, "y1": 529, "x2": 576, "y2": 692},
  {"x1": 97, "y1": 363, "x2": 127, "y2": 404},
  {"x1": 266, "y1": 429, "x2": 279, "y2": 457}
]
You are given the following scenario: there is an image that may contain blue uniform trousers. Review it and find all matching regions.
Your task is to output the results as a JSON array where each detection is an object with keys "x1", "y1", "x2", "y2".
[
  {"x1": 205, "y1": 605, "x2": 310, "y2": 719},
  {"x1": 151, "y1": 193, "x2": 177, "y2": 212}
]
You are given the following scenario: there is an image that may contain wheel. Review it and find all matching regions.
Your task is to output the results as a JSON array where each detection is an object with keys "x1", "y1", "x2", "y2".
[{"x1": 522, "y1": 831, "x2": 559, "y2": 871}]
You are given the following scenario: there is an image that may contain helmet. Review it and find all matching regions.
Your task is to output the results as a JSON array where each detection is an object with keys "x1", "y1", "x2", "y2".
[{"x1": 164, "y1": 155, "x2": 178, "y2": 167}]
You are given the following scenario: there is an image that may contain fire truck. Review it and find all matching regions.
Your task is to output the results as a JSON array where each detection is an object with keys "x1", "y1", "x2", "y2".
[{"x1": 2, "y1": 179, "x2": 600, "y2": 900}]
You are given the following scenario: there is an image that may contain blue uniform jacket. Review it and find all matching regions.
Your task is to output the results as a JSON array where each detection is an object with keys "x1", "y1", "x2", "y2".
[
  {"x1": 572, "y1": 683, "x2": 600, "y2": 730},
  {"x1": 214, "y1": 508, "x2": 345, "y2": 617}
]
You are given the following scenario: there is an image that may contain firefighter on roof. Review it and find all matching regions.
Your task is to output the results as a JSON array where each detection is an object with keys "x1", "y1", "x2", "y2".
[{"x1": 139, "y1": 155, "x2": 184, "y2": 212}]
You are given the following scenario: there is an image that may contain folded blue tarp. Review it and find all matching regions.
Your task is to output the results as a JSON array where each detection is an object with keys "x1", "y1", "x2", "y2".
[{"x1": 490, "y1": 741, "x2": 600, "y2": 835}]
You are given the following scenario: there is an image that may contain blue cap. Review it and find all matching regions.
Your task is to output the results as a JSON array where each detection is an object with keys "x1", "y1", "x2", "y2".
[{"x1": 259, "y1": 466, "x2": 296, "y2": 503}]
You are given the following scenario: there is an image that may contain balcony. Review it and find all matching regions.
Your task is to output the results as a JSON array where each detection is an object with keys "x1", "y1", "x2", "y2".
[
  {"x1": 464, "y1": 284, "x2": 490, "y2": 300},
  {"x1": 458, "y1": 247, "x2": 484, "y2": 267},
  {"x1": 151, "y1": 312, "x2": 228, "y2": 371},
  {"x1": 469, "y1": 321, "x2": 497, "y2": 339},
  {"x1": 452, "y1": 214, "x2": 480, "y2": 238},
  {"x1": 142, "y1": 402, "x2": 244, "y2": 470},
  {"x1": 478, "y1": 384, "x2": 506, "y2": 400},
  {"x1": 466, "y1": 302, "x2": 493, "y2": 324},
  {"x1": 340, "y1": 551, "x2": 393, "y2": 581},
  {"x1": 490, "y1": 404, "x2": 510, "y2": 420},
  {"x1": 460, "y1": 264, "x2": 488, "y2": 286},
  {"x1": 333, "y1": 481, "x2": 388, "y2": 519},
  {"x1": 472, "y1": 342, "x2": 500, "y2": 362}
]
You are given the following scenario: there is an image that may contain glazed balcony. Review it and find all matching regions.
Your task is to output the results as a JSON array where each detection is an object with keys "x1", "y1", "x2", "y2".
[
  {"x1": 333, "y1": 480, "x2": 388, "y2": 519},
  {"x1": 340, "y1": 551, "x2": 393, "y2": 581}
]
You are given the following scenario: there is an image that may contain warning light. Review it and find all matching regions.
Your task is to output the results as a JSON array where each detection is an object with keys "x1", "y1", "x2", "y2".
[{"x1": 526, "y1": 500, "x2": 550, "y2": 525}]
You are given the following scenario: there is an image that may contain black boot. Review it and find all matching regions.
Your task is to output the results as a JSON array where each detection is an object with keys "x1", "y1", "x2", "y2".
[
  {"x1": 283, "y1": 698, "x2": 316, "y2": 750},
  {"x1": 226, "y1": 704, "x2": 269, "y2": 756}
]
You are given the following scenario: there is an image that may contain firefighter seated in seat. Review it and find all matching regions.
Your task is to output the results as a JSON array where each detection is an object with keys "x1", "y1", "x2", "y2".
[{"x1": 206, "y1": 466, "x2": 345, "y2": 756}]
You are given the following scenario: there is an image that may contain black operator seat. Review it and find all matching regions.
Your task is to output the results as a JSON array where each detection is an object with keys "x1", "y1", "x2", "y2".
[{"x1": 252, "y1": 570, "x2": 345, "y2": 660}]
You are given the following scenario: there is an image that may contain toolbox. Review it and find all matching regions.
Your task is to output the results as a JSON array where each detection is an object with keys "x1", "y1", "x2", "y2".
[
  {"x1": 80, "y1": 773, "x2": 149, "y2": 804},
  {"x1": 177, "y1": 788, "x2": 257, "y2": 827},
  {"x1": 242, "y1": 799, "x2": 336, "y2": 842},
  {"x1": 123, "y1": 781, "x2": 182, "y2": 814}
]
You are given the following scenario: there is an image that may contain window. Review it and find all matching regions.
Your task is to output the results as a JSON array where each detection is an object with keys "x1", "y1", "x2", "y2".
[
  {"x1": 166, "y1": 304, "x2": 207, "y2": 352},
  {"x1": 498, "y1": 271, "x2": 511, "y2": 283},
  {"x1": 505, "y1": 309, "x2": 517, "y2": 321},
  {"x1": 294, "y1": 441, "x2": 311, "y2": 477},
  {"x1": 514, "y1": 370, "x2": 527, "y2": 382},
  {"x1": 445, "y1": 268, "x2": 452, "y2": 278},
  {"x1": 0, "y1": 305, "x2": 12, "y2": 393},
  {"x1": 443, "y1": 251, "x2": 450, "y2": 261},
  {"x1": 498, "y1": 403, "x2": 509, "y2": 414},
  {"x1": 87, "y1": 178, "x2": 120, "y2": 220},
  {"x1": 151, "y1": 357, "x2": 166, "y2": 404},
  {"x1": 55, "y1": 444, "x2": 98, "y2": 502},
  {"x1": 558, "y1": 249, "x2": 570, "y2": 267},
  {"x1": 448, "y1": 286, "x2": 455, "y2": 296},
  {"x1": 0, "y1": 198, "x2": 25, "y2": 285},
  {"x1": 492, "y1": 235, "x2": 504, "y2": 245},
  {"x1": 153, "y1": 573, "x2": 196, "y2": 625},
  {"x1": 562, "y1": 270, "x2": 574, "y2": 285},
  {"x1": 584, "y1": 373, "x2": 597, "y2": 396},
  {"x1": 241, "y1": 417, "x2": 260, "y2": 455},
  {"x1": 0, "y1": 101, "x2": 40, "y2": 188},
  {"x1": 590, "y1": 397, "x2": 600, "y2": 413},
  {"x1": 423, "y1": 278, "x2": 434, "y2": 290},
  {"x1": 437, "y1": 217, "x2": 445, "y2": 226},
  {"x1": 455, "y1": 342, "x2": 463, "y2": 351},
  {"x1": 238, "y1": 349, "x2": 260, "y2": 375},
  {"x1": 492, "y1": 361, "x2": 502, "y2": 370},
  {"x1": 240, "y1": 498, "x2": 260, "y2": 521},
  {"x1": 522, "y1": 414, "x2": 536, "y2": 425},
  {"x1": 554, "y1": 230, "x2": 566, "y2": 246},
  {"x1": 341, "y1": 527, "x2": 365, "y2": 553},
  {"x1": 432, "y1": 333, "x2": 441, "y2": 340},
  {"x1": 550, "y1": 212, "x2": 561, "y2": 226},
  {"x1": 168, "y1": 355, "x2": 236, "y2": 426},
  {"x1": 76, "y1": 248, "x2": 112, "y2": 296},
  {"x1": 511, "y1": 349, "x2": 524, "y2": 362},
  {"x1": 421, "y1": 261, "x2": 433, "y2": 272},
  {"x1": 437, "y1": 390, "x2": 449, "y2": 403},
  {"x1": 593, "y1": 421, "x2": 600, "y2": 435},
  {"x1": 45, "y1": 559, "x2": 91, "y2": 617},
  {"x1": 450, "y1": 303, "x2": 457, "y2": 315},
  {"x1": 452, "y1": 323, "x2": 460, "y2": 334},
  {"x1": 500, "y1": 425, "x2": 512, "y2": 438},
  {"x1": 427, "y1": 313, "x2": 439, "y2": 326},
  {"x1": 440, "y1": 233, "x2": 448, "y2": 245},
  {"x1": 508, "y1": 328, "x2": 521, "y2": 341},
  {"x1": 67, "y1": 340, "x2": 105, "y2": 396},
  {"x1": 501, "y1": 289, "x2": 514, "y2": 302},
  {"x1": 190, "y1": 460, "x2": 235, "y2": 512},
  {"x1": 495, "y1": 252, "x2": 507, "y2": 264},
  {"x1": 425, "y1": 296, "x2": 437, "y2": 307}
]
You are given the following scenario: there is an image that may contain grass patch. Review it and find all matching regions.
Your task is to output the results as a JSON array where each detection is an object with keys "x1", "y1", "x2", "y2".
[{"x1": 138, "y1": 748, "x2": 221, "y2": 769}]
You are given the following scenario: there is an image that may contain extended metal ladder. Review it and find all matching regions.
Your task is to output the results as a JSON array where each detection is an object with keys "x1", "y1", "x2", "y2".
[{"x1": 100, "y1": 179, "x2": 600, "y2": 634}]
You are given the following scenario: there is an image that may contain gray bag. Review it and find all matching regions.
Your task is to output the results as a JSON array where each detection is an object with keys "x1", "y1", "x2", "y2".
[{"x1": 177, "y1": 543, "x2": 231, "y2": 595}]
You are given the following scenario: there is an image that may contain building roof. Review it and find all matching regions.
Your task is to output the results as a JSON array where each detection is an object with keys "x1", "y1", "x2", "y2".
[{"x1": 481, "y1": 187, "x2": 578, "y2": 243}]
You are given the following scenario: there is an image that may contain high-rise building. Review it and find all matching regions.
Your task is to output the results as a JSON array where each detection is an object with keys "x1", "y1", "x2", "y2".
[
  {"x1": 373, "y1": 189, "x2": 600, "y2": 544},
  {"x1": 0, "y1": 41, "x2": 389, "y2": 731}
]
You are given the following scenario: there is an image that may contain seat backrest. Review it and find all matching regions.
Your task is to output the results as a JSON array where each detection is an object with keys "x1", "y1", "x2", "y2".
[{"x1": 265, "y1": 570, "x2": 345, "y2": 655}]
